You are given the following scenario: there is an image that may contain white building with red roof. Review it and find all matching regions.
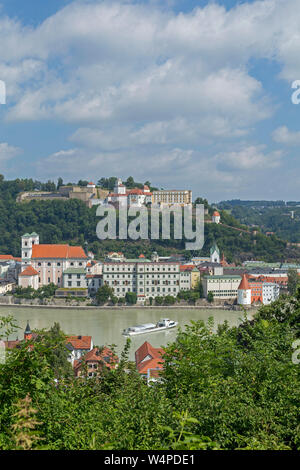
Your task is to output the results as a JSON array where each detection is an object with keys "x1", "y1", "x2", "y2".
[
  {"x1": 20, "y1": 233, "x2": 88, "y2": 289},
  {"x1": 237, "y1": 274, "x2": 252, "y2": 306},
  {"x1": 18, "y1": 265, "x2": 39, "y2": 289},
  {"x1": 212, "y1": 211, "x2": 221, "y2": 224},
  {"x1": 105, "y1": 178, "x2": 152, "y2": 207},
  {"x1": 66, "y1": 335, "x2": 93, "y2": 365},
  {"x1": 135, "y1": 341, "x2": 165, "y2": 383}
]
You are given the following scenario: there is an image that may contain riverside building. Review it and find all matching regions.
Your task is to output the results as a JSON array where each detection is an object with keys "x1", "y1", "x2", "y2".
[{"x1": 102, "y1": 255, "x2": 181, "y2": 302}]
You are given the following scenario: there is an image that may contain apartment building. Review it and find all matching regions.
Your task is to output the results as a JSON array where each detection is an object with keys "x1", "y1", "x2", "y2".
[{"x1": 103, "y1": 256, "x2": 181, "y2": 302}]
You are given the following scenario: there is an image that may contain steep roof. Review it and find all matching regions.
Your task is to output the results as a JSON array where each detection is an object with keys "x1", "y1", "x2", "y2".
[
  {"x1": 19, "y1": 266, "x2": 39, "y2": 277},
  {"x1": 135, "y1": 341, "x2": 165, "y2": 374},
  {"x1": 66, "y1": 335, "x2": 92, "y2": 350},
  {"x1": 210, "y1": 243, "x2": 220, "y2": 256},
  {"x1": 213, "y1": 211, "x2": 220, "y2": 217},
  {"x1": 74, "y1": 347, "x2": 118, "y2": 372},
  {"x1": 32, "y1": 244, "x2": 87, "y2": 259},
  {"x1": 238, "y1": 274, "x2": 251, "y2": 290}
]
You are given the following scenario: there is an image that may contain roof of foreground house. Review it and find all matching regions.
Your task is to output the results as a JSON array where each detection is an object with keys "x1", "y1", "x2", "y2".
[
  {"x1": 32, "y1": 244, "x2": 87, "y2": 259},
  {"x1": 135, "y1": 341, "x2": 165, "y2": 374},
  {"x1": 66, "y1": 335, "x2": 92, "y2": 350},
  {"x1": 74, "y1": 347, "x2": 118, "y2": 373}
]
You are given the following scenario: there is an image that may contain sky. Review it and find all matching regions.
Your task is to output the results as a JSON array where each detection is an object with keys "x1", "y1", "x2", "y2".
[{"x1": 0, "y1": 0, "x2": 300, "y2": 202}]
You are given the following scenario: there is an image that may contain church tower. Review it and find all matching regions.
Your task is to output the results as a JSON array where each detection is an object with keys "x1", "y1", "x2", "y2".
[{"x1": 24, "y1": 321, "x2": 33, "y2": 341}]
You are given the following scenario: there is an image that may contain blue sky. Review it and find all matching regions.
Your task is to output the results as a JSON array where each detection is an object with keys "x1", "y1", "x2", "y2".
[{"x1": 0, "y1": 0, "x2": 300, "y2": 201}]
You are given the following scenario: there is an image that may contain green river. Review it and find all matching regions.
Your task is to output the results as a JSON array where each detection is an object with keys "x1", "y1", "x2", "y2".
[{"x1": 0, "y1": 306, "x2": 255, "y2": 360}]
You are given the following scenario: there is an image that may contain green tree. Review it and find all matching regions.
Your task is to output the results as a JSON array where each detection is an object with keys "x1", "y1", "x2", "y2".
[
  {"x1": 287, "y1": 268, "x2": 299, "y2": 295},
  {"x1": 96, "y1": 285, "x2": 114, "y2": 304},
  {"x1": 207, "y1": 291, "x2": 214, "y2": 303},
  {"x1": 125, "y1": 292, "x2": 137, "y2": 305}
]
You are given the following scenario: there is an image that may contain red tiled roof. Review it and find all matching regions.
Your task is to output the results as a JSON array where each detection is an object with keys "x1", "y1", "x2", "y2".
[
  {"x1": 128, "y1": 189, "x2": 143, "y2": 195},
  {"x1": 213, "y1": 211, "x2": 220, "y2": 217},
  {"x1": 19, "y1": 266, "x2": 39, "y2": 277},
  {"x1": 66, "y1": 335, "x2": 92, "y2": 350},
  {"x1": 32, "y1": 244, "x2": 87, "y2": 259},
  {"x1": 180, "y1": 265, "x2": 196, "y2": 272},
  {"x1": 74, "y1": 347, "x2": 118, "y2": 372},
  {"x1": 135, "y1": 341, "x2": 165, "y2": 374},
  {"x1": 0, "y1": 254, "x2": 14, "y2": 260},
  {"x1": 138, "y1": 356, "x2": 164, "y2": 375},
  {"x1": 238, "y1": 274, "x2": 250, "y2": 290}
]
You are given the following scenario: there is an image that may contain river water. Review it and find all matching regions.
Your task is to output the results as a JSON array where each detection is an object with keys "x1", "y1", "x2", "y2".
[{"x1": 0, "y1": 306, "x2": 254, "y2": 360}]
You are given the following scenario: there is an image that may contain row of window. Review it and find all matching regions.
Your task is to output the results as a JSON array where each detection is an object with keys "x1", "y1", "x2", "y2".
[
  {"x1": 104, "y1": 266, "x2": 178, "y2": 272},
  {"x1": 36, "y1": 261, "x2": 84, "y2": 267}
]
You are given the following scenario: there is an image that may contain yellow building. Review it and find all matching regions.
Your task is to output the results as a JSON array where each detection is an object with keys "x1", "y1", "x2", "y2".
[{"x1": 152, "y1": 189, "x2": 192, "y2": 206}]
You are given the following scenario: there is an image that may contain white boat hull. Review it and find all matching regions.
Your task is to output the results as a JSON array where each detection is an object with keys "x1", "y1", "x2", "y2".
[{"x1": 123, "y1": 322, "x2": 178, "y2": 337}]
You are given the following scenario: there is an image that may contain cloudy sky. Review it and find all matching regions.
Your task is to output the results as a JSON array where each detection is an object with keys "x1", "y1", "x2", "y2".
[{"x1": 0, "y1": 0, "x2": 300, "y2": 201}]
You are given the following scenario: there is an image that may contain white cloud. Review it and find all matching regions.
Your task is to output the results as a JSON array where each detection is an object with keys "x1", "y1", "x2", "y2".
[
  {"x1": 0, "y1": 142, "x2": 22, "y2": 171},
  {"x1": 272, "y1": 125, "x2": 300, "y2": 145},
  {"x1": 215, "y1": 145, "x2": 283, "y2": 171},
  {"x1": 1, "y1": 0, "x2": 299, "y2": 197}
]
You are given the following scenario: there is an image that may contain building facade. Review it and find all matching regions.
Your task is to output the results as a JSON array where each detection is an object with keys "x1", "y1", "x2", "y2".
[
  {"x1": 202, "y1": 274, "x2": 242, "y2": 300},
  {"x1": 152, "y1": 189, "x2": 192, "y2": 207},
  {"x1": 20, "y1": 233, "x2": 88, "y2": 288},
  {"x1": 103, "y1": 257, "x2": 181, "y2": 302}
]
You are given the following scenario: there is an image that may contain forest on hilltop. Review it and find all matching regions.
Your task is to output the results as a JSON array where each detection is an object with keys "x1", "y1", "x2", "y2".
[{"x1": 0, "y1": 176, "x2": 296, "y2": 262}]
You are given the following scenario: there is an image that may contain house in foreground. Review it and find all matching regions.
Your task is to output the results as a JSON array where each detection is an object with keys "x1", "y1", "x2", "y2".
[
  {"x1": 135, "y1": 341, "x2": 165, "y2": 384},
  {"x1": 74, "y1": 347, "x2": 118, "y2": 378}
]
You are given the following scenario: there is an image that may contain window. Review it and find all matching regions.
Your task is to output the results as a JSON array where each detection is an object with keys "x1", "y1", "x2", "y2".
[
  {"x1": 68, "y1": 274, "x2": 72, "y2": 279},
  {"x1": 57, "y1": 262, "x2": 61, "y2": 267},
  {"x1": 68, "y1": 281, "x2": 72, "y2": 287},
  {"x1": 58, "y1": 277, "x2": 60, "y2": 283},
  {"x1": 48, "y1": 277, "x2": 50, "y2": 283},
  {"x1": 48, "y1": 262, "x2": 51, "y2": 266},
  {"x1": 77, "y1": 281, "x2": 81, "y2": 287},
  {"x1": 77, "y1": 274, "x2": 81, "y2": 279}
]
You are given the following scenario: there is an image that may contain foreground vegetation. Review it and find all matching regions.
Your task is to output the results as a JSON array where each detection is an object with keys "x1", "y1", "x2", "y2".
[{"x1": 0, "y1": 290, "x2": 299, "y2": 450}]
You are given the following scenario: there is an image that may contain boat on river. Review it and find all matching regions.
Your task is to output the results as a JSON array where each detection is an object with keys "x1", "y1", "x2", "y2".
[{"x1": 122, "y1": 318, "x2": 178, "y2": 336}]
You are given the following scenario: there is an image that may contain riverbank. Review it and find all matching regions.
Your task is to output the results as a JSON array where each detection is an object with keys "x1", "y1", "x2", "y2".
[{"x1": 0, "y1": 302, "x2": 255, "y2": 311}]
